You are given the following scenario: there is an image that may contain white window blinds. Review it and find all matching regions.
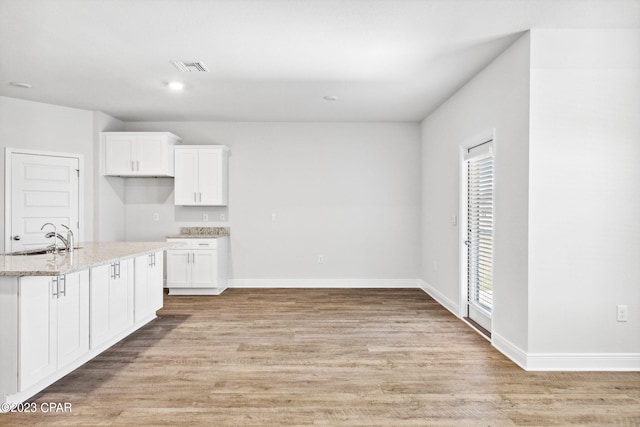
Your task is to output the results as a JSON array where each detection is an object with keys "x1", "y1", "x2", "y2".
[{"x1": 466, "y1": 148, "x2": 494, "y2": 314}]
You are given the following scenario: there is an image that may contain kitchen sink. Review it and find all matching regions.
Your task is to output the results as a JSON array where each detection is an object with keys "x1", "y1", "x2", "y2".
[
  {"x1": 3, "y1": 247, "x2": 82, "y2": 256},
  {"x1": 3, "y1": 248, "x2": 52, "y2": 256}
]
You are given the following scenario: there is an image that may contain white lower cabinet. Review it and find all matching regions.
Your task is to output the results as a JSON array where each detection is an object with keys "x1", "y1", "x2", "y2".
[
  {"x1": 166, "y1": 249, "x2": 217, "y2": 288},
  {"x1": 18, "y1": 270, "x2": 89, "y2": 391},
  {"x1": 166, "y1": 237, "x2": 228, "y2": 295},
  {"x1": 0, "y1": 249, "x2": 167, "y2": 408},
  {"x1": 134, "y1": 252, "x2": 164, "y2": 323},
  {"x1": 90, "y1": 259, "x2": 133, "y2": 349}
]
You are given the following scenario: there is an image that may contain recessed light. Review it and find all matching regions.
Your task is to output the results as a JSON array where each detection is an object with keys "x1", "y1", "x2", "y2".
[
  {"x1": 323, "y1": 95, "x2": 338, "y2": 101},
  {"x1": 167, "y1": 81, "x2": 185, "y2": 91},
  {"x1": 9, "y1": 82, "x2": 32, "y2": 89}
]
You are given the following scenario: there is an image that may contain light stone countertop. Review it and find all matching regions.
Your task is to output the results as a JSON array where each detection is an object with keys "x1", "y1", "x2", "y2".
[{"x1": 0, "y1": 241, "x2": 178, "y2": 277}]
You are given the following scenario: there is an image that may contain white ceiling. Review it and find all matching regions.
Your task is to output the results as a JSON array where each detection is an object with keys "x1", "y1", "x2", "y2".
[{"x1": 1, "y1": 0, "x2": 638, "y2": 122}]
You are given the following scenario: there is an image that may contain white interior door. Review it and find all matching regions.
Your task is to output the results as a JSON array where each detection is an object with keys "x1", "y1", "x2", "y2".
[{"x1": 7, "y1": 151, "x2": 80, "y2": 252}]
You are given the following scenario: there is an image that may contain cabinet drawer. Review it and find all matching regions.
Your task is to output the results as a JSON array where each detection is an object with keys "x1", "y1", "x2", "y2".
[
  {"x1": 167, "y1": 238, "x2": 218, "y2": 250},
  {"x1": 192, "y1": 240, "x2": 217, "y2": 249}
]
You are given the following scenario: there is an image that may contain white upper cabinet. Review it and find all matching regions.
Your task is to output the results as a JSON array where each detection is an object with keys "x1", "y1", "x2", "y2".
[
  {"x1": 174, "y1": 146, "x2": 229, "y2": 206},
  {"x1": 103, "y1": 132, "x2": 182, "y2": 177}
]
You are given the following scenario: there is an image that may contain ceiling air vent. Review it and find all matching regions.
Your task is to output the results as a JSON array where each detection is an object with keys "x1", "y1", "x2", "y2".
[{"x1": 171, "y1": 61, "x2": 209, "y2": 72}]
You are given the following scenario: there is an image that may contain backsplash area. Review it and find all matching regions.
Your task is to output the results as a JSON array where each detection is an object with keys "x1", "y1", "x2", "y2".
[{"x1": 173, "y1": 227, "x2": 230, "y2": 237}]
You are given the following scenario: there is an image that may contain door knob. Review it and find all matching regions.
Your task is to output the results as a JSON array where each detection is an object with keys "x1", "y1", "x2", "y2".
[{"x1": 13, "y1": 235, "x2": 21, "y2": 241}]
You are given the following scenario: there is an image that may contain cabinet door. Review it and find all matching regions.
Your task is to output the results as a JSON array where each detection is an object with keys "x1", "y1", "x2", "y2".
[
  {"x1": 135, "y1": 135, "x2": 173, "y2": 176},
  {"x1": 109, "y1": 260, "x2": 133, "y2": 336},
  {"x1": 19, "y1": 277, "x2": 57, "y2": 391},
  {"x1": 198, "y1": 148, "x2": 223, "y2": 205},
  {"x1": 56, "y1": 271, "x2": 89, "y2": 369},
  {"x1": 90, "y1": 264, "x2": 110, "y2": 348},
  {"x1": 166, "y1": 249, "x2": 191, "y2": 287},
  {"x1": 149, "y1": 252, "x2": 164, "y2": 311},
  {"x1": 174, "y1": 149, "x2": 199, "y2": 205},
  {"x1": 191, "y1": 250, "x2": 217, "y2": 288},
  {"x1": 134, "y1": 254, "x2": 150, "y2": 323},
  {"x1": 104, "y1": 135, "x2": 134, "y2": 175},
  {"x1": 90, "y1": 261, "x2": 133, "y2": 348},
  {"x1": 134, "y1": 253, "x2": 163, "y2": 322}
]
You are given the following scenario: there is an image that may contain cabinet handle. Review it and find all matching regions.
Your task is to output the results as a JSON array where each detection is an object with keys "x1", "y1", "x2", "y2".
[
  {"x1": 131, "y1": 161, "x2": 135, "y2": 172},
  {"x1": 199, "y1": 192, "x2": 202, "y2": 202},
  {"x1": 194, "y1": 192, "x2": 197, "y2": 203},
  {"x1": 52, "y1": 278, "x2": 59, "y2": 298},
  {"x1": 60, "y1": 275, "x2": 66, "y2": 297},
  {"x1": 136, "y1": 160, "x2": 140, "y2": 171},
  {"x1": 111, "y1": 262, "x2": 121, "y2": 279}
]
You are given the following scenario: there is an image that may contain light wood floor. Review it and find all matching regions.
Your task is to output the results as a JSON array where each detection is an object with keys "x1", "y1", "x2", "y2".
[{"x1": 5, "y1": 288, "x2": 640, "y2": 426}]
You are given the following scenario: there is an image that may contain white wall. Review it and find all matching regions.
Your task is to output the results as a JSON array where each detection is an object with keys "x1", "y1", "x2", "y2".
[
  {"x1": 93, "y1": 111, "x2": 125, "y2": 241},
  {"x1": 528, "y1": 30, "x2": 640, "y2": 356},
  {"x1": 122, "y1": 121, "x2": 422, "y2": 283},
  {"x1": 421, "y1": 29, "x2": 640, "y2": 369},
  {"x1": 0, "y1": 97, "x2": 95, "y2": 251},
  {"x1": 420, "y1": 33, "x2": 531, "y2": 350}
]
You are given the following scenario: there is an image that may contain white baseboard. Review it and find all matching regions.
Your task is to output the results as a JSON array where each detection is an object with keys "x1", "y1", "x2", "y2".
[
  {"x1": 492, "y1": 331, "x2": 528, "y2": 370},
  {"x1": 417, "y1": 284, "x2": 640, "y2": 372},
  {"x1": 168, "y1": 287, "x2": 227, "y2": 296},
  {"x1": 228, "y1": 279, "x2": 421, "y2": 289},
  {"x1": 526, "y1": 352, "x2": 640, "y2": 371},
  {"x1": 492, "y1": 332, "x2": 640, "y2": 371},
  {"x1": 418, "y1": 280, "x2": 460, "y2": 317}
]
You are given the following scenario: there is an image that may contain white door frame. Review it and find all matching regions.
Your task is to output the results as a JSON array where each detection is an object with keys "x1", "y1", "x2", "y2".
[
  {"x1": 4, "y1": 147, "x2": 85, "y2": 250},
  {"x1": 458, "y1": 129, "x2": 496, "y2": 338}
]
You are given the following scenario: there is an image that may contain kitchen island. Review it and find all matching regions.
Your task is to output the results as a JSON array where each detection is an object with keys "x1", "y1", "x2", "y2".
[{"x1": 0, "y1": 242, "x2": 176, "y2": 408}]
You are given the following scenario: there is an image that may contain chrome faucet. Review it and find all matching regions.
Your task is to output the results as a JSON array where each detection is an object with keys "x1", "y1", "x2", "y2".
[
  {"x1": 41, "y1": 222, "x2": 59, "y2": 253},
  {"x1": 44, "y1": 232, "x2": 68, "y2": 253},
  {"x1": 61, "y1": 224, "x2": 74, "y2": 253},
  {"x1": 41, "y1": 222, "x2": 74, "y2": 253}
]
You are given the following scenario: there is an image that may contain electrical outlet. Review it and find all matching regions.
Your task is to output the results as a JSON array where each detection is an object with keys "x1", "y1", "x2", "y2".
[
  {"x1": 617, "y1": 305, "x2": 628, "y2": 322},
  {"x1": 271, "y1": 213, "x2": 277, "y2": 222},
  {"x1": 203, "y1": 213, "x2": 209, "y2": 221},
  {"x1": 152, "y1": 213, "x2": 159, "y2": 221},
  {"x1": 452, "y1": 215, "x2": 458, "y2": 226},
  {"x1": 220, "y1": 213, "x2": 226, "y2": 221},
  {"x1": 317, "y1": 255, "x2": 324, "y2": 264}
]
